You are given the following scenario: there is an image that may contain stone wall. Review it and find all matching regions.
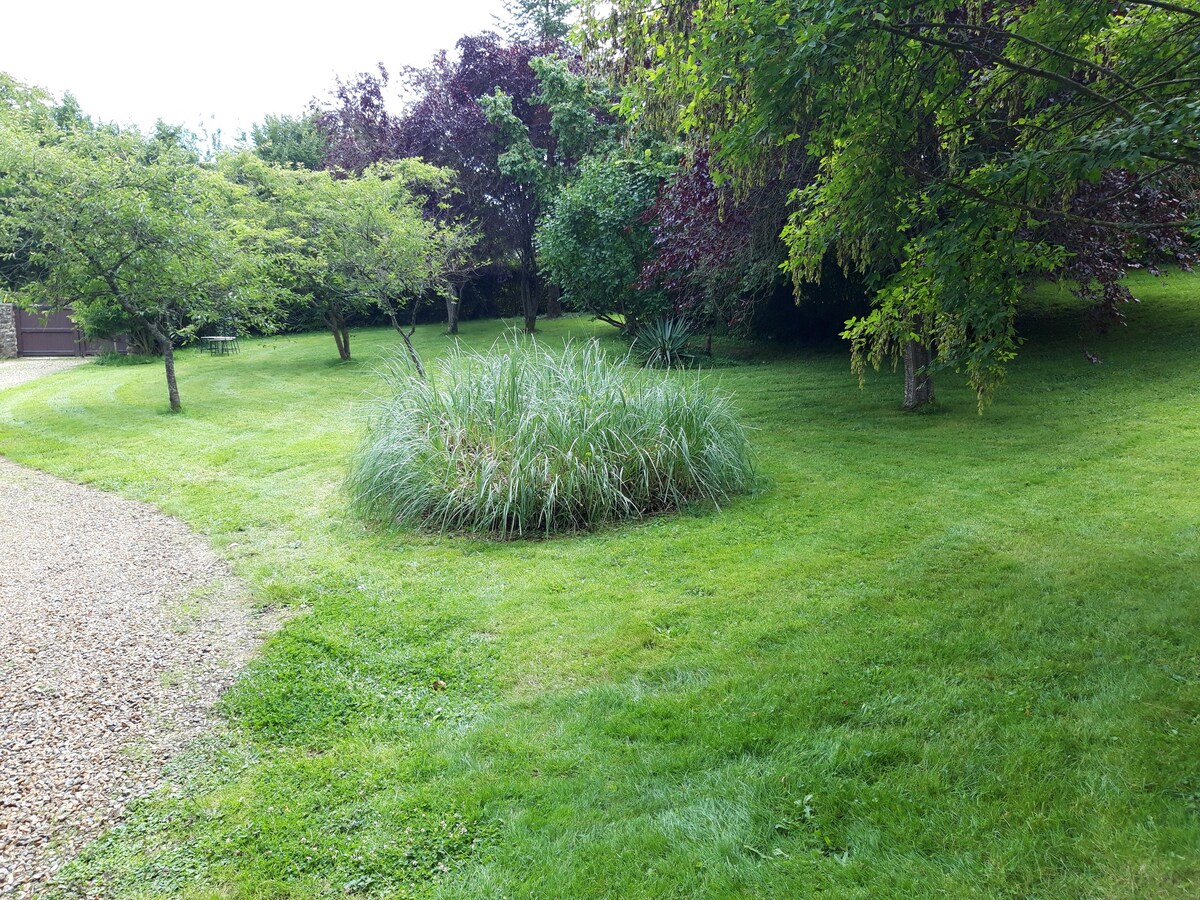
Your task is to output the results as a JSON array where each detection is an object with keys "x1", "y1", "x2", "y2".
[{"x1": 0, "y1": 303, "x2": 17, "y2": 359}]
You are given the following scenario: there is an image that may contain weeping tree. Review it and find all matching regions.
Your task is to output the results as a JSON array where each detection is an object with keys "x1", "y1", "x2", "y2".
[
  {"x1": 588, "y1": 0, "x2": 1199, "y2": 409},
  {"x1": 0, "y1": 121, "x2": 277, "y2": 411}
]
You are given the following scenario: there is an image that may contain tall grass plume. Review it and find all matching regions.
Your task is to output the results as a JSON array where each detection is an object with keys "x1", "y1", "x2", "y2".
[{"x1": 347, "y1": 338, "x2": 753, "y2": 536}]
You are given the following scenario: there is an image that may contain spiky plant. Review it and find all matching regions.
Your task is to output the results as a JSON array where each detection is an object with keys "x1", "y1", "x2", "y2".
[{"x1": 633, "y1": 317, "x2": 695, "y2": 368}]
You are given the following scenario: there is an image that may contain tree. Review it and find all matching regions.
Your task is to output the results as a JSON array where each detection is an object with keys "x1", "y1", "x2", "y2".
[
  {"x1": 318, "y1": 34, "x2": 570, "y2": 333},
  {"x1": 499, "y1": 0, "x2": 576, "y2": 42},
  {"x1": 0, "y1": 73, "x2": 53, "y2": 130},
  {"x1": 588, "y1": 1, "x2": 1199, "y2": 409},
  {"x1": 0, "y1": 77, "x2": 53, "y2": 295},
  {"x1": 537, "y1": 153, "x2": 671, "y2": 329},
  {"x1": 342, "y1": 163, "x2": 464, "y2": 376},
  {"x1": 250, "y1": 113, "x2": 325, "y2": 170},
  {"x1": 638, "y1": 150, "x2": 795, "y2": 335},
  {"x1": 479, "y1": 53, "x2": 617, "y2": 328},
  {"x1": 428, "y1": 221, "x2": 487, "y2": 335},
  {"x1": 0, "y1": 124, "x2": 277, "y2": 411},
  {"x1": 396, "y1": 35, "x2": 566, "y2": 333},
  {"x1": 313, "y1": 65, "x2": 400, "y2": 174},
  {"x1": 223, "y1": 154, "x2": 364, "y2": 361},
  {"x1": 224, "y1": 153, "x2": 455, "y2": 362}
]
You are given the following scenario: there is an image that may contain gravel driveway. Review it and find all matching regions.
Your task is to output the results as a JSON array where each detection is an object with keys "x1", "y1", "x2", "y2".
[
  {"x1": 0, "y1": 358, "x2": 87, "y2": 392},
  {"x1": 0, "y1": 459, "x2": 279, "y2": 895}
]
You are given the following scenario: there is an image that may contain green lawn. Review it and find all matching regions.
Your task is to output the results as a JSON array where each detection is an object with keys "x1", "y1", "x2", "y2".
[{"x1": 2, "y1": 274, "x2": 1198, "y2": 898}]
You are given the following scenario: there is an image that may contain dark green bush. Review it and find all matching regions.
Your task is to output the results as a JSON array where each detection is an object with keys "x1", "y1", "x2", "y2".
[{"x1": 91, "y1": 351, "x2": 158, "y2": 367}]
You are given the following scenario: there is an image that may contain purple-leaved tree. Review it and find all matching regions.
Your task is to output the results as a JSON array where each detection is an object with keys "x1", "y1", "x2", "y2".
[{"x1": 317, "y1": 33, "x2": 572, "y2": 333}]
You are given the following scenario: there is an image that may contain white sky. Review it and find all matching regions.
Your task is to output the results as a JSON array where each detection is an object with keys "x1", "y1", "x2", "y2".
[{"x1": 4, "y1": 1, "x2": 508, "y2": 141}]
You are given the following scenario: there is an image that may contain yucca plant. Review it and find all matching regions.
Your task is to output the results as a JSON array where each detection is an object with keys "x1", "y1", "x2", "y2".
[
  {"x1": 347, "y1": 337, "x2": 753, "y2": 536},
  {"x1": 632, "y1": 317, "x2": 695, "y2": 368}
]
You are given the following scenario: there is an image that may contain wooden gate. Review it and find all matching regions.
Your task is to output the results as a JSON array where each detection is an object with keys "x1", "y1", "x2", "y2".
[{"x1": 15, "y1": 307, "x2": 84, "y2": 356}]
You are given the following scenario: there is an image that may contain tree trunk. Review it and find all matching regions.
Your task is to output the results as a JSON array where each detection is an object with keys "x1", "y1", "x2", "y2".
[
  {"x1": 520, "y1": 263, "x2": 538, "y2": 334},
  {"x1": 445, "y1": 286, "x2": 460, "y2": 335},
  {"x1": 546, "y1": 284, "x2": 562, "y2": 319},
  {"x1": 330, "y1": 324, "x2": 350, "y2": 361},
  {"x1": 325, "y1": 309, "x2": 351, "y2": 360},
  {"x1": 109, "y1": 292, "x2": 179, "y2": 409},
  {"x1": 385, "y1": 303, "x2": 427, "y2": 380},
  {"x1": 902, "y1": 340, "x2": 935, "y2": 411},
  {"x1": 397, "y1": 328, "x2": 426, "y2": 379},
  {"x1": 162, "y1": 338, "x2": 181, "y2": 413}
]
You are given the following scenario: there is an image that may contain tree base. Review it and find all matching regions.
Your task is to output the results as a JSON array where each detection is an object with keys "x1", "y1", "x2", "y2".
[{"x1": 902, "y1": 340, "x2": 935, "y2": 411}]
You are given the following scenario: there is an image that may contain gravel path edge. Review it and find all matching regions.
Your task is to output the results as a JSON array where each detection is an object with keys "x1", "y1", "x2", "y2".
[{"x1": 0, "y1": 458, "x2": 287, "y2": 896}]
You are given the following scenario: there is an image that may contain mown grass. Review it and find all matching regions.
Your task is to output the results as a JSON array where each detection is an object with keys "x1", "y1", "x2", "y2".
[{"x1": 0, "y1": 277, "x2": 1197, "y2": 898}]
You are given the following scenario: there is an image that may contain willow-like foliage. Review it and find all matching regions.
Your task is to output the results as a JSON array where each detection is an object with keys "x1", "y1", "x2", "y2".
[{"x1": 585, "y1": 1, "x2": 1200, "y2": 407}]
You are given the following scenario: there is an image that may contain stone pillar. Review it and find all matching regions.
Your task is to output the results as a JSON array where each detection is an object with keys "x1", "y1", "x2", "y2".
[{"x1": 0, "y1": 303, "x2": 18, "y2": 359}]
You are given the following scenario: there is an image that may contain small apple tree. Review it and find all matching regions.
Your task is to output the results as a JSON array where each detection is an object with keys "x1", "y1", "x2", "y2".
[{"x1": 0, "y1": 122, "x2": 277, "y2": 411}]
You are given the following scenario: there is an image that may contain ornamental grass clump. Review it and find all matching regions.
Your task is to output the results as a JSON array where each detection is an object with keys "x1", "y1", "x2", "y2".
[{"x1": 348, "y1": 339, "x2": 753, "y2": 536}]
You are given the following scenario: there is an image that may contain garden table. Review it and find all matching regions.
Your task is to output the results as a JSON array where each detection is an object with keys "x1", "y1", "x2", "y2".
[{"x1": 199, "y1": 335, "x2": 239, "y2": 354}]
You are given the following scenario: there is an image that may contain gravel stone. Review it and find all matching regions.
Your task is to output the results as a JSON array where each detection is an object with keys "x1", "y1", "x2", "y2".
[
  {"x1": 0, "y1": 359, "x2": 87, "y2": 392},
  {"x1": 0, "y1": 459, "x2": 280, "y2": 896}
]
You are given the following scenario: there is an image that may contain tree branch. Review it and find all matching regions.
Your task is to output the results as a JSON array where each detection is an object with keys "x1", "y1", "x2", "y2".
[
  {"x1": 938, "y1": 176, "x2": 1193, "y2": 231},
  {"x1": 893, "y1": 19, "x2": 1159, "y2": 108},
  {"x1": 871, "y1": 21, "x2": 1136, "y2": 119},
  {"x1": 1125, "y1": 0, "x2": 1200, "y2": 21}
]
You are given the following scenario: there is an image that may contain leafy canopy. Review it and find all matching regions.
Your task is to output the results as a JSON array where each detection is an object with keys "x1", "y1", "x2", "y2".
[
  {"x1": 587, "y1": 0, "x2": 1200, "y2": 406},
  {"x1": 318, "y1": 34, "x2": 572, "y2": 331},
  {"x1": 536, "y1": 153, "x2": 672, "y2": 329},
  {"x1": 223, "y1": 153, "x2": 464, "y2": 360},
  {"x1": 0, "y1": 116, "x2": 278, "y2": 410},
  {"x1": 250, "y1": 113, "x2": 326, "y2": 170},
  {"x1": 499, "y1": 0, "x2": 577, "y2": 42}
]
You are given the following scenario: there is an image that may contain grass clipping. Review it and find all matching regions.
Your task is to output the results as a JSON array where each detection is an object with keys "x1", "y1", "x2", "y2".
[{"x1": 348, "y1": 339, "x2": 753, "y2": 536}]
